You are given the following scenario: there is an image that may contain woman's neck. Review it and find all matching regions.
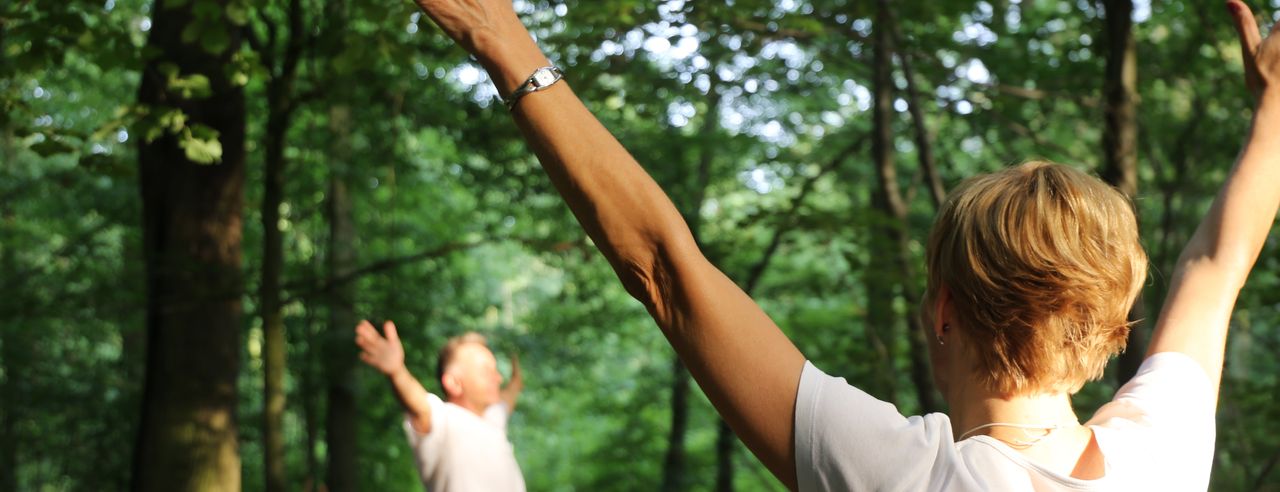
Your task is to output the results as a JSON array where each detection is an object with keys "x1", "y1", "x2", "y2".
[
  {"x1": 947, "y1": 379, "x2": 1081, "y2": 443},
  {"x1": 946, "y1": 377, "x2": 1105, "y2": 480}
]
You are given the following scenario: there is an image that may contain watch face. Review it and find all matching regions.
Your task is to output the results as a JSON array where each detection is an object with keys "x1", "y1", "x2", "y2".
[{"x1": 533, "y1": 69, "x2": 557, "y2": 87}]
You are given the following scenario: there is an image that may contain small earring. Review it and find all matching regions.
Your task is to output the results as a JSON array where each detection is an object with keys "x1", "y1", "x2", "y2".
[
  {"x1": 937, "y1": 323, "x2": 949, "y2": 345},
  {"x1": 936, "y1": 334, "x2": 945, "y2": 345}
]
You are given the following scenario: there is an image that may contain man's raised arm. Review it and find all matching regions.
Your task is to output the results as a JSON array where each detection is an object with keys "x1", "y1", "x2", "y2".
[
  {"x1": 408, "y1": 0, "x2": 805, "y2": 487},
  {"x1": 356, "y1": 320, "x2": 435, "y2": 434},
  {"x1": 500, "y1": 353, "x2": 523, "y2": 412}
]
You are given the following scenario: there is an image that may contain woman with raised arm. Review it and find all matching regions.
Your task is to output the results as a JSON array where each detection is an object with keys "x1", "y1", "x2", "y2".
[{"x1": 406, "y1": 0, "x2": 1280, "y2": 489}]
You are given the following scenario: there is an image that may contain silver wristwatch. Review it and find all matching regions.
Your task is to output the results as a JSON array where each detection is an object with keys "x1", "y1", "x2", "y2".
[{"x1": 503, "y1": 66, "x2": 564, "y2": 111}]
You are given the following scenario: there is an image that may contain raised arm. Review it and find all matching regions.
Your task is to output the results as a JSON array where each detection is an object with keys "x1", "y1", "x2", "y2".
[
  {"x1": 1145, "y1": 0, "x2": 1280, "y2": 397},
  {"x1": 410, "y1": 0, "x2": 804, "y2": 486},
  {"x1": 355, "y1": 320, "x2": 435, "y2": 434},
  {"x1": 500, "y1": 352, "x2": 523, "y2": 412}
]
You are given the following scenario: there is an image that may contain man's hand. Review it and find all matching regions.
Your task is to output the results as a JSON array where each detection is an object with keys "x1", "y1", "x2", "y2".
[
  {"x1": 509, "y1": 352, "x2": 522, "y2": 385},
  {"x1": 500, "y1": 352, "x2": 524, "y2": 412},
  {"x1": 1227, "y1": 0, "x2": 1280, "y2": 100},
  {"x1": 355, "y1": 319, "x2": 435, "y2": 433},
  {"x1": 355, "y1": 320, "x2": 406, "y2": 376}
]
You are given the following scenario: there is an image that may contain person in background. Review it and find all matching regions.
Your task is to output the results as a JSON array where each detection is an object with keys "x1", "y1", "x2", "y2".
[{"x1": 355, "y1": 320, "x2": 525, "y2": 491}]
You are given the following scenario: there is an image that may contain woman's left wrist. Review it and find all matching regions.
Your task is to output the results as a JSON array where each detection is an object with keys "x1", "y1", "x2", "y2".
[{"x1": 473, "y1": 33, "x2": 553, "y2": 98}]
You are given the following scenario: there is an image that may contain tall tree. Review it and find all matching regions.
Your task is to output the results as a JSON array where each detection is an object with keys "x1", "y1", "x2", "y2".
[
  {"x1": 660, "y1": 86, "x2": 721, "y2": 492},
  {"x1": 1100, "y1": 0, "x2": 1145, "y2": 382},
  {"x1": 130, "y1": 0, "x2": 247, "y2": 489},
  {"x1": 869, "y1": 4, "x2": 941, "y2": 414},
  {"x1": 0, "y1": 72, "x2": 18, "y2": 492},
  {"x1": 661, "y1": 358, "x2": 691, "y2": 491},
  {"x1": 251, "y1": 0, "x2": 308, "y2": 488},
  {"x1": 324, "y1": 105, "x2": 358, "y2": 492},
  {"x1": 882, "y1": 0, "x2": 946, "y2": 210},
  {"x1": 714, "y1": 146, "x2": 852, "y2": 492}
]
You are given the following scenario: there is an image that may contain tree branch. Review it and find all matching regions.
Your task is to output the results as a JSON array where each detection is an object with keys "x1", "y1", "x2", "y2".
[
  {"x1": 880, "y1": 0, "x2": 946, "y2": 209},
  {"x1": 741, "y1": 139, "x2": 860, "y2": 293},
  {"x1": 280, "y1": 238, "x2": 488, "y2": 305}
]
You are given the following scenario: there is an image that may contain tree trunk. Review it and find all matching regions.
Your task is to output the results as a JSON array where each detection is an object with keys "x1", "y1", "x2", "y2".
[
  {"x1": 260, "y1": 0, "x2": 305, "y2": 488},
  {"x1": 0, "y1": 325, "x2": 14, "y2": 492},
  {"x1": 661, "y1": 87, "x2": 721, "y2": 492},
  {"x1": 261, "y1": 158, "x2": 289, "y2": 492},
  {"x1": 661, "y1": 358, "x2": 691, "y2": 492},
  {"x1": 131, "y1": 0, "x2": 246, "y2": 489},
  {"x1": 881, "y1": 0, "x2": 947, "y2": 414},
  {"x1": 871, "y1": 6, "x2": 942, "y2": 414},
  {"x1": 711, "y1": 145, "x2": 851, "y2": 492},
  {"x1": 714, "y1": 419, "x2": 734, "y2": 492},
  {"x1": 990, "y1": 0, "x2": 1009, "y2": 37},
  {"x1": 863, "y1": 7, "x2": 905, "y2": 407},
  {"x1": 1101, "y1": 0, "x2": 1139, "y2": 199},
  {"x1": 1, "y1": 115, "x2": 19, "y2": 492},
  {"x1": 260, "y1": 129, "x2": 288, "y2": 492},
  {"x1": 881, "y1": 0, "x2": 946, "y2": 210},
  {"x1": 301, "y1": 309, "x2": 323, "y2": 491},
  {"x1": 324, "y1": 105, "x2": 359, "y2": 492},
  {"x1": 1101, "y1": 0, "x2": 1145, "y2": 384}
]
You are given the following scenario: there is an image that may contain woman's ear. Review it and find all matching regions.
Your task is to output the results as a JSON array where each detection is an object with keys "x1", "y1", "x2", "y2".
[{"x1": 932, "y1": 285, "x2": 954, "y2": 340}]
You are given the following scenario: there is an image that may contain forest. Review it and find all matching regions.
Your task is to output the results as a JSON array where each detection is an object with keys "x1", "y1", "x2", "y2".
[{"x1": 4, "y1": 0, "x2": 1280, "y2": 490}]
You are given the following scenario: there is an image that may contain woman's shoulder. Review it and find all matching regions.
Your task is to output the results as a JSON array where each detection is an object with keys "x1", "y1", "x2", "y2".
[
  {"x1": 1089, "y1": 352, "x2": 1215, "y2": 428},
  {"x1": 795, "y1": 361, "x2": 963, "y2": 491}
]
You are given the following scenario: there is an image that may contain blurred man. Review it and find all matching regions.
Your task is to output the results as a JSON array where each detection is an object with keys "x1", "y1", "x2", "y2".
[{"x1": 355, "y1": 320, "x2": 525, "y2": 491}]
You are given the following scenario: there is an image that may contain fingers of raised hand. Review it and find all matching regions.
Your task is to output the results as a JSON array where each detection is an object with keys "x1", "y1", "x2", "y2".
[
  {"x1": 355, "y1": 319, "x2": 378, "y2": 338},
  {"x1": 1229, "y1": 0, "x2": 1263, "y2": 51},
  {"x1": 383, "y1": 320, "x2": 399, "y2": 341},
  {"x1": 355, "y1": 321, "x2": 385, "y2": 350}
]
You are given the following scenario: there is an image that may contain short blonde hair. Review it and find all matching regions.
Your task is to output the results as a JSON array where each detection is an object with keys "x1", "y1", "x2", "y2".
[
  {"x1": 925, "y1": 161, "x2": 1147, "y2": 395},
  {"x1": 436, "y1": 332, "x2": 489, "y2": 385}
]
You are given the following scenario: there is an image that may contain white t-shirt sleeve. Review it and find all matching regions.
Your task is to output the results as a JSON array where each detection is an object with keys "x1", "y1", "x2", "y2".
[
  {"x1": 1108, "y1": 352, "x2": 1216, "y2": 422},
  {"x1": 1089, "y1": 352, "x2": 1216, "y2": 490},
  {"x1": 403, "y1": 393, "x2": 449, "y2": 465},
  {"x1": 794, "y1": 361, "x2": 958, "y2": 492},
  {"x1": 484, "y1": 402, "x2": 510, "y2": 433}
]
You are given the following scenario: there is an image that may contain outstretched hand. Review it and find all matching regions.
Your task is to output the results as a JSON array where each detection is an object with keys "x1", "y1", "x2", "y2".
[
  {"x1": 355, "y1": 320, "x2": 406, "y2": 376},
  {"x1": 1227, "y1": 0, "x2": 1280, "y2": 100}
]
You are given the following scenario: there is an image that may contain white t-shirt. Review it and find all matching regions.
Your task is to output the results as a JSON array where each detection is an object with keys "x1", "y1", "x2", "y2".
[
  {"x1": 795, "y1": 352, "x2": 1216, "y2": 491},
  {"x1": 403, "y1": 394, "x2": 527, "y2": 492}
]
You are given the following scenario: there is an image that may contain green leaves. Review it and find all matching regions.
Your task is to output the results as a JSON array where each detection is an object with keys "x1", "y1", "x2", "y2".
[
  {"x1": 159, "y1": 63, "x2": 214, "y2": 99},
  {"x1": 78, "y1": 153, "x2": 134, "y2": 178},
  {"x1": 28, "y1": 137, "x2": 77, "y2": 157},
  {"x1": 225, "y1": 1, "x2": 251, "y2": 27},
  {"x1": 178, "y1": 124, "x2": 224, "y2": 164},
  {"x1": 138, "y1": 106, "x2": 186, "y2": 142},
  {"x1": 107, "y1": 104, "x2": 224, "y2": 164},
  {"x1": 169, "y1": 0, "x2": 240, "y2": 54}
]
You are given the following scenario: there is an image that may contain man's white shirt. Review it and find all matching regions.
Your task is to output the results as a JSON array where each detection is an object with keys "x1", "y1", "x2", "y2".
[{"x1": 404, "y1": 394, "x2": 526, "y2": 492}]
